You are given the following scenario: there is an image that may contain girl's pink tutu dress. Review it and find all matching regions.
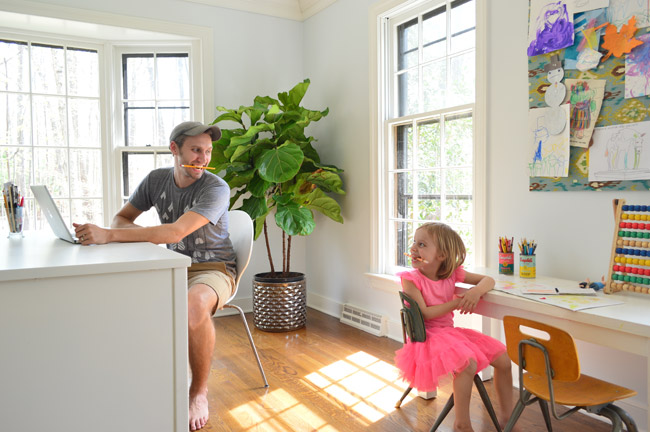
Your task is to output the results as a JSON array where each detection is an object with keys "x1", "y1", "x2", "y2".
[{"x1": 394, "y1": 266, "x2": 506, "y2": 392}]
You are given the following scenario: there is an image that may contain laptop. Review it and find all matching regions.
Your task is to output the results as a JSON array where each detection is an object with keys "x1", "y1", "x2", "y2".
[{"x1": 31, "y1": 185, "x2": 80, "y2": 244}]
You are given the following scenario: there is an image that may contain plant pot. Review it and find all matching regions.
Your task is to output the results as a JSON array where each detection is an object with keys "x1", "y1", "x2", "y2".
[{"x1": 253, "y1": 272, "x2": 306, "y2": 332}]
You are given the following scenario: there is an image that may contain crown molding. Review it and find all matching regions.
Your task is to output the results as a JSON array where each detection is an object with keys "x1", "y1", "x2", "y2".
[{"x1": 182, "y1": 0, "x2": 338, "y2": 21}]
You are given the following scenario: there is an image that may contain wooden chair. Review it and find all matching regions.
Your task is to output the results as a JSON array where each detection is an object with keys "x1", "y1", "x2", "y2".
[
  {"x1": 394, "y1": 291, "x2": 501, "y2": 432},
  {"x1": 502, "y1": 315, "x2": 637, "y2": 432},
  {"x1": 220, "y1": 210, "x2": 268, "y2": 387}
]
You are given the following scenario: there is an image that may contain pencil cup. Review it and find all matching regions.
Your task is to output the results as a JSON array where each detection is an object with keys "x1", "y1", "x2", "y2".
[
  {"x1": 6, "y1": 206, "x2": 23, "y2": 239},
  {"x1": 519, "y1": 255, "x2": 536, "y2": 278},
  {"x1": 498, "y1": 252, "x2": 514, "y2": 275}
]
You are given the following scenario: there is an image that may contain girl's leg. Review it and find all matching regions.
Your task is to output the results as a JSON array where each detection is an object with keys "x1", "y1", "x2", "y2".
[
  {"x1": 453, "y1": 358, "x2": 477, "y2": 432},
  {"x1": 491, "y1": 352, "x2": 518, "y2": 430}
]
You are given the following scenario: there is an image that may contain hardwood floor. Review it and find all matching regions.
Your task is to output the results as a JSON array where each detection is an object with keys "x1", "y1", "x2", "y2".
[{"x1": 204, "y1": 308, "x2": 612, "y2": 431}]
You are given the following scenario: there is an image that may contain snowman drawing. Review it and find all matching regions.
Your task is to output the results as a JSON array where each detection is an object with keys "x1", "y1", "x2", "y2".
[{"x1": 543, "y1": 54, "x2": 567, "y2": 135}]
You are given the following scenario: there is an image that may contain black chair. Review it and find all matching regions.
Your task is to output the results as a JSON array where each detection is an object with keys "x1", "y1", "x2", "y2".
[{"x1": 394, "y1": 291, "x2": 502, "y2": 432}]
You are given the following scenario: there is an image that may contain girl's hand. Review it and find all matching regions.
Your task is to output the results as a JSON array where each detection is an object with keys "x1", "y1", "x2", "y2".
[{"x1": 455, "y1": 288, "x2": 482, "y2": 314}]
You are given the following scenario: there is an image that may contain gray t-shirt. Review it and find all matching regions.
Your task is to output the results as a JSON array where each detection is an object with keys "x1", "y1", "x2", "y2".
[{"x1": 129, "y1": 167, "x2": 236, "y2": 278}]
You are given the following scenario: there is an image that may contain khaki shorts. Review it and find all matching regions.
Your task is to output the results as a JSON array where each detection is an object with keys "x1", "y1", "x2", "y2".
[{"x1": 187, "y1": 262, "x2": 236, "y2": 311}]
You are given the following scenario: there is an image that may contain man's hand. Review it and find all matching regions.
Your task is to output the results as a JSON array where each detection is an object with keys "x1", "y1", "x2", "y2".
[{"x1": 73, "y1": 223, "x2": 110, "y2": 245}]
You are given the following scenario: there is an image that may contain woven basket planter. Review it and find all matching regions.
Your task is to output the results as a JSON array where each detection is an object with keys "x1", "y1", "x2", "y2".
[{"x1": 253, "y1": 272, "x2": 306, "y2": 332}]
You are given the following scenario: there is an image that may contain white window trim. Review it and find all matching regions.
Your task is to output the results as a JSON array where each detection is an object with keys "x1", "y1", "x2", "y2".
[
  {"x1": 0, "y1": 0, "x2": 214, "y2": 224},
  {"x1": 367, "y1": 0, "x2": 487, "y2": 285}
]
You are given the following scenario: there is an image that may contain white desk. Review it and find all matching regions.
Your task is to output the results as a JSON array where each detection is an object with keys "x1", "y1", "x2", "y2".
[
  {"x1": 0, "y1": 234, "x2": 191, "y2": 432},
  {"x1": 459, "y1": 268, "x2": 650, "y2": 431}
]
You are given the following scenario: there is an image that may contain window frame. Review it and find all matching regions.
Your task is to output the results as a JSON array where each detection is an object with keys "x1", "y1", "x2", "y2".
[{"x1": 369, "y1": 0, "x2": 487, "y2": 279}]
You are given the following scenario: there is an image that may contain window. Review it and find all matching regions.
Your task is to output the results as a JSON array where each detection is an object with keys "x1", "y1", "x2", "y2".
[
  {"x1": 0, "y1": 38, "x2": 103, "y2": 231},
  {"x1": 116, "y1": 50, "x2": 191, "y2": 226},
  {"x1": 372, "y1": 0, "x2": 484, "y2": 275}
]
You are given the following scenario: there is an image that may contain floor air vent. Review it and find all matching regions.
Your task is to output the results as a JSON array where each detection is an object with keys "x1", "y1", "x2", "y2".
[{"x1": 340, "y1": 304, "x2": 387, "y2": 336}]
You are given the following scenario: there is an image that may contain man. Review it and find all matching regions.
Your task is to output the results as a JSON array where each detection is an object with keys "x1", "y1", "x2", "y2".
[{"x1": 73, "y1": 121, "x2": 235, "y2": 431}]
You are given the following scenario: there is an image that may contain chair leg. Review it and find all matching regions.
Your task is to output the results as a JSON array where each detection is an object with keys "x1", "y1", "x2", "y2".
[
  {"x1": 473, "y1": 375, "x2": 502, "y2": 432},
  {"x1": 608, "y1": 404, "x2": 638, "y2": 432},
  {"x1": 503, "y1": 390, "x2": 532, "y2": 432},
  {"x1": 429, "y1": 394, "x2": 455, "y2": 432},
  {"x1": 225, "y1": 304, "x2": 269, "y2": 388},
  {"x1": 598, "y1": 406, "x2": 624, "y2": 432},
  {"x1": 395, "y1": 386, "x2": 413, "y2": 408},
  {"x1": 537, "y1": 399, "x2": 553, "y2": 432}
]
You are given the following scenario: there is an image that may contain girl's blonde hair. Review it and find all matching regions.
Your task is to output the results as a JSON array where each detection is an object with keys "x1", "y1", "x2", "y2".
[{"x1": 417, "y1": 222, "x2": 466, "y2": 280}]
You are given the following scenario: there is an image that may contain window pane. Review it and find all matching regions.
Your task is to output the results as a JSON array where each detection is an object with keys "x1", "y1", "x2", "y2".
[
  {"x1": 70, "y1": 149, "x2": 102, "y2": 197},
  {"x1": 398, "y1": 70, "x2": 419, "y2": 116},
  {"x1": 417, "y1": 120, "x2": 440, "y2": 168},
  {"x1": 69, "y1": 98, "x2": 100, "y2": 147},
  {"x1": 397, "y1": 18, "x2": 418, "y2": 70},
  {"x1": 33, "y1": 148, "x2": 69, "y2": 196},
  {"x1": 446, "y1": 197, "x2": 472, "y2": 224},
  {"x1": 31, "y1": 44, "x2": 65, "y2": 95},
  {"x1": 395, "y1": 220, "x2": 414, "y2": 267},
  {"x1": 0, "y1": 93, "x2": 30, "y2": 146},
  {"x1": 0, "y1": 40, "x2": 29, "y2": 91},
  {"x1": 157, "y1": 152, "x2": 174, "y2": 168},
  {"x1": 394, "y1": 172, "x2": 413, "y2": 219},
  {"x1": 449, "y1": 51, "x2": 475, "y2": 106},
  {"x1": 156, "y1": 55, "x2": 189, "y2": 100},
  {"x1": 451, "y1": 0, "x2": 475, "y2": 53},
  {"x1": 125, "y1": 103, "x2": 156, "y2": 146},
  {"x1": 418, "y1": 170, "x2": 441, "y2": 220},
  {"x1": 123, "y1": 152, "x2": 155, "y2": 196},
  {"x1": 445, "y1": 167, "x2": 472, "y2": 196},
  {"x1": 422, "y1": 60, "x2": 446, "y2": 112},
  {"x1": 158, "y1": 105, "x2": 190, "y2": 146},
  {"x1": 445, "y1": 113, "x2": 473, "y2": 167},
  {"x1": 32, "y1": 95, "x2": 66, "y2": 147},
  {"x1": 452, "y1": 223, "x2": 473, "y2": 266},
  {"x1": 124, "y1": 55, "x2": 155, "y2": 100},
  {"x1": 0, "y1": 147, "x2": 32, "y2": 193},
  {"x1": 67, "y1": 48, "x2": 99, "y2": 97},
  {"x1": 423, "y1": 6, "x2": 446, "y2": 62},
  {"x1": 71, "y1": 198, "x2": 103, "y2": 226},
  {"x1": 395, "y1": 124, "x2": 413, "y2": 169}
]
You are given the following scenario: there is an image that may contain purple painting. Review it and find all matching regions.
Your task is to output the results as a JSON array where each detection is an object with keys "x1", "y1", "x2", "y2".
[{"x1": 528, "y1": 1, "x2": 575, "y2": 57}]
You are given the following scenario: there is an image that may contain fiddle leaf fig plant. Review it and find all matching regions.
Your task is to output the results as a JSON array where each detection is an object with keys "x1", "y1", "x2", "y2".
[{"x1": 210, "y1": 79, "x2": 345, "y2": 276}]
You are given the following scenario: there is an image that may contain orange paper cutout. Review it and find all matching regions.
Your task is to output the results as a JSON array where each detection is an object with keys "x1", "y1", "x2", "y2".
[{"x1": 601, "y1": 16, "x2": 644, "y2": 62}]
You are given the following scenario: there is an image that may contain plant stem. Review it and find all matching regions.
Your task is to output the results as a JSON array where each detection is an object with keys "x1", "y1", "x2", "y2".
[
  {"x1": 263, "y1": 219, "x2": 275, "y2": 274},
  {"x1": 287, "y1": 235, "x2": 292, "y2": 274},
  {"x1": 282, "y1": 230, "x2": 287, "y2": 276}
]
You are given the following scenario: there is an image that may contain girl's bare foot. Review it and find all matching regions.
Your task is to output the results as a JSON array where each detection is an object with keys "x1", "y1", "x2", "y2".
[
  {"x1": 453, "y1": 421, "x2": 475, "y2": 432},
  {"x1": 189, "y1": 393, "x2": 209, "y2": 430}
]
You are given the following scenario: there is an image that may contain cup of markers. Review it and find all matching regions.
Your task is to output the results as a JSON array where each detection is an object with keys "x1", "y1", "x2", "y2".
[
  {"x1": 519, "y1": 239, "x2": 537, "y2": 278},
  {"x1": 3, "y1": 182, "x2": 24, "y2": 238},
  {"x1": 498, "y1": 236, "x2": 514, "y2": 275}
]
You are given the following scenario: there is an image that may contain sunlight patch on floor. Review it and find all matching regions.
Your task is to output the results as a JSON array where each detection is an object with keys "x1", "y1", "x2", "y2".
[
  {"x1": 304, "y1": 351, "x2": 415, "y2": 423},
  {"x1": 229, "y1": 351, "x2": 413, "y2": 430}
]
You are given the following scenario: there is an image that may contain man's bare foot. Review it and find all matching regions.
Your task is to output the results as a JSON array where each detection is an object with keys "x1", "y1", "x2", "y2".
[
  {"x1": 189, "y1": 393, "x2": 209, "y2": 431},
  {"x1": 453, "y1": 422, "x2": 474, "y2": 432}
]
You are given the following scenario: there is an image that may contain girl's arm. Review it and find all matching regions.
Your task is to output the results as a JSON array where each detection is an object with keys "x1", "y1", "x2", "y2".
[
  {"x1": 456, "y1": 271, "x2": 495, "y2": 314},
  {"x1": 402, "y1": 279, "x2": 460, "y2": 320}
]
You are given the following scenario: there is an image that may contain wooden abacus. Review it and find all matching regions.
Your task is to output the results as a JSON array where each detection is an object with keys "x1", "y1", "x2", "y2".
[{"x1": 606, "y1": 199, "x2": 650, "y2": 294}]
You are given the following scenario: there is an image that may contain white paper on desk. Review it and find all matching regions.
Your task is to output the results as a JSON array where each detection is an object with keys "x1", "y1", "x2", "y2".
[
  {"x1": 531, "y1": 294, "x2": 624, "y2": 311},
  {"x1": 520, "y1": 285, "x2": 596, "y2": 295}
]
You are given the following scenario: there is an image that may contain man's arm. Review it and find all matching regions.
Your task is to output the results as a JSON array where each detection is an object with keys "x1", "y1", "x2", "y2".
[
  {"x1": 111, "y1": 202, "x2": 144, "y2": 229},
  {"x1": 74, "y1": 206, "x2": 210, "y2": 245}
]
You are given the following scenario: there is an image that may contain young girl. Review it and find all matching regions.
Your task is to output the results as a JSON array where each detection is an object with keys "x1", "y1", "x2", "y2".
[{"x1": 395, "y1": 222, "x2": 515, "y2": 432}]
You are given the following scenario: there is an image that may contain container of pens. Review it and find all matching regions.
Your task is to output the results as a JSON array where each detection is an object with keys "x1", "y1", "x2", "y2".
[
  {"x1": 519, "y1": 239, "x2": 537, "y2": 278},
  {"x1": 498, "y1": 236, "x2": 514, "y2": 275},
  {"x1": 3, "y1": 182, "x2": 24, "y2": 238}
]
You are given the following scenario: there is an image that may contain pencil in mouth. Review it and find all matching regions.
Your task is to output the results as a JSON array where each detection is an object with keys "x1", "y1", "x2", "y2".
[
  {"x1": 403, "y1": 252, "x2": 429, "y2": 263},
  {"x1": 182, "y1": 165, "x2": 215, "y2": 170}
]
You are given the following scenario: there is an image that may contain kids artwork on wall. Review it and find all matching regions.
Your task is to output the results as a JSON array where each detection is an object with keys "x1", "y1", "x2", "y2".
[{"x1": 528, "y1": 0, "x2": 650, "y2": 191}]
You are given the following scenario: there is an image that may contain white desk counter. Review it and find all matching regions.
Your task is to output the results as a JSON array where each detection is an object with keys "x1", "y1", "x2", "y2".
[
  {"x1": 0, "y1": 234, "x2": 191, "y2": 432},
  {"x1": 460, "y1": 268, "x2": 650, "y2": 431}
]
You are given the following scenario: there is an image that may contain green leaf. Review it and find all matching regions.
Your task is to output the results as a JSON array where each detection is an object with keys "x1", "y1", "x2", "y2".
[
  {"x1": 227, "y1": 168, "x2": 255, "y2": 188},
  {"x1": 272, "y1": 193, "x2": 294, "y2": 205},
  {"x1": 240, "y1": 196, "x2": 270, "y2": 220},
  {"x1": 307, "y1": 170, "x2": 345, "y2": 194},
  {"x1": 304, "y1": 188, "x2": 343, "y2": 223},
  {"x1": 256, "y1": 142, "x2": 304, "y2": 183},
  {"x1": 230, "y1": 144, "x2": 253, "y2": 162},
  {"x1": 213, "y1": 111, "x2": 243, "y2": 125},
  {"x1": 249, "y1": 174, "x2": 271, "y2": 197},
  {"x1": 278, "y1": 79, "x2": 310, "y2": 108},
  {"x1": 275, "y1": 201, "x2": 315, "y2": 236},
  {"x1": 253, "y1": 214, "x2": 266, "y2": 240},
  {"x1": 254, "y1": 95, "x2": 280, "y2": 107}
]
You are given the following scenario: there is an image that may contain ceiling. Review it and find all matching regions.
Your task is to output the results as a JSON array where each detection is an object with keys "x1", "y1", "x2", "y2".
[{"x1": 182, "y1": 0, "x2": 339, "y2": 21}]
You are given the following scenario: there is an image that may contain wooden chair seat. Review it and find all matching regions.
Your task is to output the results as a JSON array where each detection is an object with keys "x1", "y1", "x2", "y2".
[{"x1": 523, "y1": 372, "x2": 637, "y2": 406}]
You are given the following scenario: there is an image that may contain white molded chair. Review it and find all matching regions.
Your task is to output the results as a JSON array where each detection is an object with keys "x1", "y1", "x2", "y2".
[{"x1": 222, "y1": 210, "x2": 269, "y2": 387}]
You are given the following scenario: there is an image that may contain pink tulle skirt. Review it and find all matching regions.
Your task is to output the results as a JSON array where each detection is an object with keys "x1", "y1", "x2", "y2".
[{"x1": 394, "y1": 326, "x2": 506, "y2": 392}]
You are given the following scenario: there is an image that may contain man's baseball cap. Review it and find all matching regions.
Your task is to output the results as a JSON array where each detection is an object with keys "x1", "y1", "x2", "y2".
[{"x1": 169, "y1": 121, "x2": 222, "y2": 143}]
